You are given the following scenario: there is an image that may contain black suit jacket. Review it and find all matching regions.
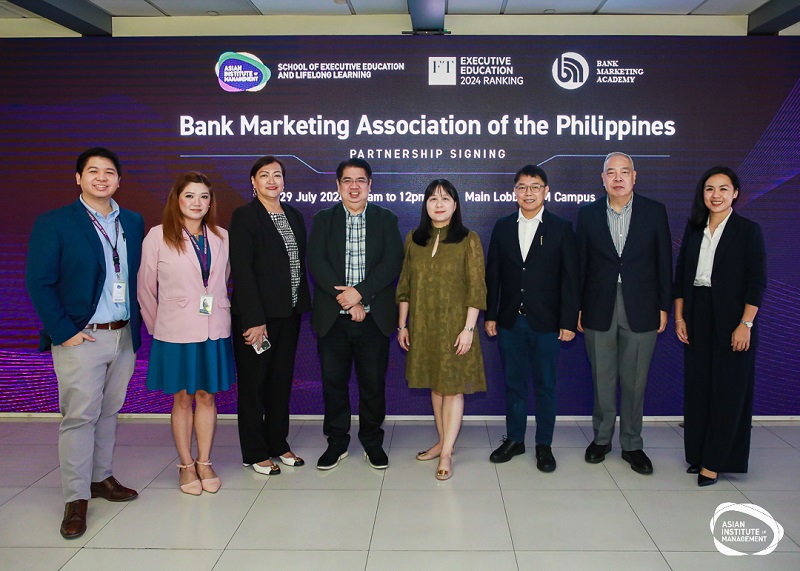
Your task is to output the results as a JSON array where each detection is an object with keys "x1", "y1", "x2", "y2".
[
  {"x1": 229, "y1": 199, "x2": 311, "y2": 328},
  {"x1": 577, "y1": 193, "x2": 672, "y2": 333},
  {"x1": 486, "y1": 209, "x2": 579, "y2": 333},
  {"x1": 673, "y1": 211, "x2": 766, "y2": 348},
  {"x1": 308, "y1": 203, "x2": 404, "y2": 337},
  {"x1": 26, "y1": 200, "x2": 144, "y2": 351}
]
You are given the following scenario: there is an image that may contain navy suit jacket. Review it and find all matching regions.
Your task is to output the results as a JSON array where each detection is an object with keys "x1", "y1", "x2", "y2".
[
  {"x1": 486, "y1": 209, "x2": 579, "y2": 333},
  {"x1": 307, "y1": 202, "x2": 404, "y2": 338},
  {"x1": 26, "y1": 199, "x2": 144, "y2": 351},
  {"x1": 673, "y1": 211, "x2": 766, "y2": 348},
  {"x1": 576, "y1": 193, "x2": 672, "y2": 333}
]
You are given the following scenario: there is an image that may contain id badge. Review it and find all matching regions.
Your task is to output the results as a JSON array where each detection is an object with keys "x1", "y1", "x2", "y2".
[
  {"x1": 112, "y1": 281, "x2": 126, "y2": 303},
  {"x1": 199, "y1": 294, "x2": 213, "y2": 315}
]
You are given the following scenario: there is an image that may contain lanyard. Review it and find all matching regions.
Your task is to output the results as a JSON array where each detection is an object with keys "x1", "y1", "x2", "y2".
[
  {"x1": 183, "y1": 224, "x2": 210, "y2": 289},
  {"x1": 85, "y1": 208, "x2": 121, "y2": 274}
]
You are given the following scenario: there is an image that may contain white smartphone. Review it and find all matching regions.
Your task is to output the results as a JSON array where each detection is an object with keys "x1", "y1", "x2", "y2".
[{"x1": 252, "y1": 335, "x2": 271, "y2": 354}]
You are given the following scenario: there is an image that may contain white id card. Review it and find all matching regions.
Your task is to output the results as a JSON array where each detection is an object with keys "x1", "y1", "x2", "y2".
[
  {"x1": 199, "y1": 294, "x2": 213, "y2": 315},
  {"x1": 112, "y1": 282, "x2": 126, "y2": 303}
]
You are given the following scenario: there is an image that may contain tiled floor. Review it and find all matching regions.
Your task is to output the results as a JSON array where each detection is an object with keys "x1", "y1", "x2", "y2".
[{"x1": 1, "y1": 417, "x2": 799, "y2": 571}]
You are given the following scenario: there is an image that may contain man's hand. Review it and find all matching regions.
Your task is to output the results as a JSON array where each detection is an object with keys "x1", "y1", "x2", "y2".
[
  {"x1": 62, "y1": 331, "x2": 95, "y2": 347},
  {"x1": 335, "y1": 285, "x2": 362, "y2": 310}
]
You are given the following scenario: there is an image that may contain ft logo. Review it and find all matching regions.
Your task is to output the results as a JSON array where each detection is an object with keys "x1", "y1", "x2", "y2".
[
  {"x1": 552, "y1": 52, "x2": 589, "y2": 90},
  {"x1": 429, "y1": 57, "x2": 456, "y2": 85}
]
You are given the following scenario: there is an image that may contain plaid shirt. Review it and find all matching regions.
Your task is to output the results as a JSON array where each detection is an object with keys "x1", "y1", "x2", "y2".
[{"x1": 342, "y1": 205, "x2": 370, "y2": 313}]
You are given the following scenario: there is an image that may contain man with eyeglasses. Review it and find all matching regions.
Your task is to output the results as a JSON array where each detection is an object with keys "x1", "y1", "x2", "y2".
[
  {"x1": 308, "y1": 158, "x2": 404, "y2": 470},
  {"x1": 576, "y1": 152, "x2": 671, "y2": 475},
  {"x1": 485, "y1": 164, "x2": 579, "y2": 472}
]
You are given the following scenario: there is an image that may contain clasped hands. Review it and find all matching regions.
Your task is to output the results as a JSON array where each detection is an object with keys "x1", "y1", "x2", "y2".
[{"x1": 335, "y1": 285, "x2": 365, "y2": 322}]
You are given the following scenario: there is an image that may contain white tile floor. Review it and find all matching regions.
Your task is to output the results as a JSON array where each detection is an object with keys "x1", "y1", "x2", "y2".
[{"x1": 1, "y1": 418, "x2": 799, "y2": 571}]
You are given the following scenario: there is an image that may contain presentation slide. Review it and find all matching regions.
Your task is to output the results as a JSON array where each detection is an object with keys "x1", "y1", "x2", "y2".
[{"x1": 1, "y1": 35, "x2": 798, "y2": 415}]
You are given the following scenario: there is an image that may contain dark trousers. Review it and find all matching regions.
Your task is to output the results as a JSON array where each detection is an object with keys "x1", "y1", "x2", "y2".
[
  {"x1": 497, "y1": 315, "x2": 560, "y2": 445},
  {"x1": 684, "y1": 286, "x2": 754, "y2": 473},
  {"x1": 233, "y1": 313, "x2": 300, "y2": 464},
  {"x1": 317, "y1": 314, "x2": 388, "y2": 451}
]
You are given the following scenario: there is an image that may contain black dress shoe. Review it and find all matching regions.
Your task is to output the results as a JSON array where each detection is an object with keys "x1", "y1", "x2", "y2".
[
  {"x1": 621, "y1": 449, "x2": 653, "y2": 474},
  {"x1": 90, "y1": 476, "x2": 138, "y2": 502},
  {"x1": 698, "y1": 472, "x2": 719, "y2": 487},
  {"x1": 686, "y1": 464, "x2": 701, "y2": 474},
  {"x1": 490, "y1": 437, "x2": 525, "y2": 463},
  {"x1": 584, "y1": 441, "x2": 612, "y2": 463},
  {"x1": 535, "y1": 444, "x2": 556, "y2": 473},
  {"x1": 60, "y1": 499, "x2": 88, "y2": 539}
]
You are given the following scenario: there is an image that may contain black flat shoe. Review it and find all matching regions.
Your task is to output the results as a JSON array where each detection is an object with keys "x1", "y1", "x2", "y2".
[
  {"x1": 686, "y1": 465, "x2": 701, "y2": 474},
  {"x1": 490, "y1": 437, "x2": 525, "y2": 464},
  {"x1": 698, "y1": 473, "x2": 718, "y2": 487}
]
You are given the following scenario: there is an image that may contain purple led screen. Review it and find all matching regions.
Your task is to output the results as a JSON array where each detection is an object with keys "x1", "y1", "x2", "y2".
[{"x1": 1, "y1": 36, "x2": 799, "y2": 415}]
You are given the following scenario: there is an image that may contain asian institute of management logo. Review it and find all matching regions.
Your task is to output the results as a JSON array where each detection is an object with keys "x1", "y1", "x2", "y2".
[
  {"x1": 216, "y1": 52, "x2": 271, "y2": 92},
  {"x1": 710, "y1": 502, "x2": 785, "y2": 556},
  {"x1": 552, "y1": 52, "x2": 589, "y2": 90}
]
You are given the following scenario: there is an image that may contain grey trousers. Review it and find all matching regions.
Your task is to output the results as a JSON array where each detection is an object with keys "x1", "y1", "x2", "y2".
[
  {"x1": 51, "y1": 325, "x2": 135, "y2": 502},
  {"x1": 584, "y1": 285, "x2": 657, "y2": 451}
]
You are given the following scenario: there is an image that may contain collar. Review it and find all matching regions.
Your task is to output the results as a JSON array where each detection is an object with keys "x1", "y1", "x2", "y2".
[
  {"x1": 80, "y1": 195, "x2": 120, "y2": 220},
  {"x1": 518, "y1": 208, "x2": 544, "y2": 224},
  {"x1": 343, "y1": 203, "x2": 367, "y2": 220},
  {"x1": 705, "y1": 208, "x2": 733, "y2": 234},
  {"x1": 606, "y1": 194, "x2": 633, "y2": 215}
]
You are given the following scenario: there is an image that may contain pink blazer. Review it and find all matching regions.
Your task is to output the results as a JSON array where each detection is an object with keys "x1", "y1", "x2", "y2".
[{"x1": 138, "y1": 225, "x2": 232, "y2": 343}]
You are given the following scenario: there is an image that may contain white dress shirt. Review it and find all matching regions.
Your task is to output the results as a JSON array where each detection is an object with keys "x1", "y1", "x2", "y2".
[
  {"x1": 693, "y1": 208, "x2": 733, "y2": 287},
  {"x1": 518, "y1": 207, "x2": 543, "y2": 260}
]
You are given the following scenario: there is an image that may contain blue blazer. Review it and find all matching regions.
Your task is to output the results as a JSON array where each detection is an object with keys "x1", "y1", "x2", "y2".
[
  {"x1": 26, "y1": 200, "x2": 144, "y2": 351},
  {"x1": 576, "y1": 193, "x2": 672, "y2": 333},
  {"x1": 485, "y1": 209, "x2": 579, "y2": 333}
]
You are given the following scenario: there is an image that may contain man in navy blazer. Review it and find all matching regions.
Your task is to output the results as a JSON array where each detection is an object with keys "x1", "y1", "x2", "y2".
[
  {"x1": 26, "y1": 148, "x2": 144, "y2": 539},
  {"x1": 576, "y1": 152, "x2": 672, "y2": 475},
  {"x1": 485, "y1": 165, "x2": 579, "y2": 472},
  {"x1": 308, "y1": 158, "x2": 404, "y2": 471}
]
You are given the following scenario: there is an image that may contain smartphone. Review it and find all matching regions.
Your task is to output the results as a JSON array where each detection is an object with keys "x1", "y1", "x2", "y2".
[{"x1": 252, "y1": 335, "x2": 271, "y2": 354}]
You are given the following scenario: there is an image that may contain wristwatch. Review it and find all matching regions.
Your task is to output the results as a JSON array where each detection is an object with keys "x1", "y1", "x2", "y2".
[{"x1": 740, "y1": 320, "x2": 753, "y2": 328}]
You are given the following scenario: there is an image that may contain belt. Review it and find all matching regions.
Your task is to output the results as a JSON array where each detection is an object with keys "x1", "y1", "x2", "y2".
[{"x1": 85, "y1": 320, "x2": 129, "y2": 331}]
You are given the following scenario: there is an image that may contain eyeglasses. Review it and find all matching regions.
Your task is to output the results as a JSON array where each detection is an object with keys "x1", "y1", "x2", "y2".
[
  {"x1": 339, "y1": 177, "x2": 369, "y2": 186},
  {"x1": 514, "y1": 183, "x2": 546, "y2": 194}
]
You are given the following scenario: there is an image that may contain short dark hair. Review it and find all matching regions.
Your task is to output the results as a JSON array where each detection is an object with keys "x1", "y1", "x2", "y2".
[
  {"x1": 689, "y1": 166, "x2": 741, "y2": 229},
  {"x1": 412, "y1": 179, "x2": 470, "y2": 246},
  {"x1": 250, "y1": 155, "x2": 286, "y2": 179},
  {"x1": 76, "y1": 147, "x2": 121, "y2": 175},
  {"x1": 514, "y1": 164, "x2": 548, "y2": 185},
  {"x1": 336, "y1": 158, "x2": 372, "y2": 180}
]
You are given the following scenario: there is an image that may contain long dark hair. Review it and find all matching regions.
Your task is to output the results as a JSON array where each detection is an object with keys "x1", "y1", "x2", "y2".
[
  {"x1": 689, "y1": 166, "x2": 740, "y2": 229},
  {"x1": 411, "y1": 179, "x2": 470, "y2": 246}
]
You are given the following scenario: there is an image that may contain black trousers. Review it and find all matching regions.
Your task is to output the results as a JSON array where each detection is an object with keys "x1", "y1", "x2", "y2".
[
  {"x1": 317, "y1": 314, "x2": 388, "y2": 451},
  {"x1": 683, "y1": 286, "x2": 755, "y2": 473},
  {"x1": 233, "y1": 313, "x2": 301, "y2": 464}
]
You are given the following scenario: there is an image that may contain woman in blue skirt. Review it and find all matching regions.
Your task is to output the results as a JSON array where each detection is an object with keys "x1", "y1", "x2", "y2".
[{"x1": 138, "y1": 172, "x2": 235, "y2": 495}]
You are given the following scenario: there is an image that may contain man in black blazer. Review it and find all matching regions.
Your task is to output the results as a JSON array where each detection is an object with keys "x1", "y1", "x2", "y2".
[
  {"x1": 26, "y1": 148, "x2": 143, "y2": 539},
  {"x1": 576, "y1": 152, "x2": 672, "y2": 474},
  {"x1": 308, "y1": 158, "x2": 404, "y2": 470},
  {"x1": 485, "y1": 165, "x2": 579, "y2": 472}
]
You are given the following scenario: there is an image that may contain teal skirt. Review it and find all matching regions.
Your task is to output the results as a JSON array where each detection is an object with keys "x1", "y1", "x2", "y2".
[{"x1": 146, "y1": 337, "x2": 235, "y2": 395}]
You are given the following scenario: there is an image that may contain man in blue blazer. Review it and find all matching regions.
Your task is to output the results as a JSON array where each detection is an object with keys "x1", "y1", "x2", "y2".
[
  {"x1": 485, "y1": 165, "x2": 579, "y2": 472},
  {"x1": 308, "y1": 158, "x2": 404, "y2": 471},
  {"x1": 26, "y1": 148, "x2": 144, "y2": 539},
  {"x1": 576, "y1": 152, "x2": 672, "y2": 475}
]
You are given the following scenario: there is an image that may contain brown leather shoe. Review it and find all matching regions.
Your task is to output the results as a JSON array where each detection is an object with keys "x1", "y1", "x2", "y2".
[
  {"x1": 60, "y1": 499, "x2": 88, "y2": 539},
  {"x1": 90, "y1": 476, "x2": 138, "y2": 502}
]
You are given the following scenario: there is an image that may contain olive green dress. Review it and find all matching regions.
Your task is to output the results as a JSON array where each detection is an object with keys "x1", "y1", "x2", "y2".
[{"x1": 396, "y1": 227, "x2": 487, "y2": 395}]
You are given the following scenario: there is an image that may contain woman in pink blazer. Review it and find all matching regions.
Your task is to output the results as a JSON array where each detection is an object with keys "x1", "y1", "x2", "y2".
[{"x1": 138, "y1": 172, "x2": 235, "y2": 495}]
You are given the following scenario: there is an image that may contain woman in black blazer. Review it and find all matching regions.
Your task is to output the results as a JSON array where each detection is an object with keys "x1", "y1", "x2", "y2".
[
  {"x1": 229, "y1": 156, "x2": 312, "y2": 475},
  {"x1": 673, "y1": 166, "x2": 766, "y2": 486}
]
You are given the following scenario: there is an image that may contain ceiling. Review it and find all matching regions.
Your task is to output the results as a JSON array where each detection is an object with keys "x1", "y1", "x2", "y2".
[{"x1": 2, "y1": 0, "x2": 799, "y2": 35}]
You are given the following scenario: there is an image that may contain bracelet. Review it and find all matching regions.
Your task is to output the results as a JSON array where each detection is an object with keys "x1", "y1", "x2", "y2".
[
  {"x1": 464, "y1": 326, "x2": 474, "y2": 332},
  {"x1": 675, "y1": 319, "x2": 685, "y2": 324},
  {"x1": 397, "y1": 325, "x2": 407, "y2": 331}
]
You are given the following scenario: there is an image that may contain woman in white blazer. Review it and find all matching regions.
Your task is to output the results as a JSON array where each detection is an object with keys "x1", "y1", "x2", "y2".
[{"x1": 138, "y1": 172, "x2": 234, "y2": 495}]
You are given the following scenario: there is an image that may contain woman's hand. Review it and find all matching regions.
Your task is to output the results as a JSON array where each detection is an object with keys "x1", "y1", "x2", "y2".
[
  {"x1": 731, "y1": 323, "x2": 751, "y2": 352},
  {"x1": 397, "y1": 328, "x2": 410, "y2": 351},
  {"x1": 242, "y1": 324, "x2": 267, "y2": 346},
  {"x1": 454, "y1": 329, "x2": 474, "y2": 356},
  {"x1": 675, "y1": 319, "x2": 689, "y2": 345}
]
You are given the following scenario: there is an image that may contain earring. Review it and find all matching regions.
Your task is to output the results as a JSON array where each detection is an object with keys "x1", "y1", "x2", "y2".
[{"x1": 252, "y1": 187, "x2": 257, "y2": 197}]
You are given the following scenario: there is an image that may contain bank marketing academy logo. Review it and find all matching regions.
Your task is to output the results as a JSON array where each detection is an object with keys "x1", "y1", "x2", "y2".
[
  {"x1": 552, "y1": 52, "x2": 589, "y2": 90},
  {"x1": 429, "y1": 57, "x2": 456, "y2": 85},
  {"x1": 710, "y1": 502, "x2": 785, "y2": 556},
  {"x1": 216, "y1": 52, "x2": 271, "y2": 92}
]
